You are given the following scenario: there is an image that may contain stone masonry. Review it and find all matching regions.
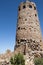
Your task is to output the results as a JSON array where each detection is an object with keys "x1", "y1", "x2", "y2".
[{"x1": 15, "y1": 0, "x2": 43, "y2": 54}]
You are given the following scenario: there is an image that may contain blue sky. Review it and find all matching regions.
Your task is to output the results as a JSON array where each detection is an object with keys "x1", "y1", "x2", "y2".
[{"x1": 0, "y1": 0, "x2": 43, "y2": 54}]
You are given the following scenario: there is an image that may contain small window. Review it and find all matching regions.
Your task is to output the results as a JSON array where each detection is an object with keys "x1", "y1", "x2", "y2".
[
  {"x1": 35, "y1": 14, "x2": 37, "y2": 16},
  {"x1": 21, "y1": 27, "x2": 26, "y2": 30},
  {"x1": 18, "y1": 27, "x2": 20, "y2": 30},
  {"x1": 23, "y1": 5, "x2": 26, "y2": 9},
  {"x1": 34, "y1": 6, "x2": 36, "y2": 10},
  {"x1": 40, "y1": 49, "x2": 42, "y2": 51},
  {"x1": 20, "y1": 39, "x2": 26, "y2": 42},
  {"x1": 18, "y1": 40, "x2": 20, "y2": 43},
  {"x1": 29, "y1": 5, "x2": 32, "y2": 8},
  {"x1": 33, "y1": 40, "x2": 35, "y2": 43}
]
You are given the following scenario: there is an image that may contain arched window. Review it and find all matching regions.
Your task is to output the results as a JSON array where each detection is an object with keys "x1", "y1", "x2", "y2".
[
  {"x1": 20, "y1": 39, "x2": 26, "y2": 42},
  {"x1": 35, "y1": 14, "x2": 37, "y2": 16},
  {"x1": 29, "y1": 5, "x2": 32, "y2": 8},
  {"x1": 18, "y1": 27, "x2": 20, "y2": 30},
  {"x1": 23, "y1": 5, "x2": 26, "y2": 9}
]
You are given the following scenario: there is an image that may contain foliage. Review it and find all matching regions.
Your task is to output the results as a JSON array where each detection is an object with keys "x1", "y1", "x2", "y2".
[
  {"x1": 10, "y1": 53, "x2": 25, "y2": 65},
  {"x1": 34, "y1": 58, "x2": 43, "y2": 65}
]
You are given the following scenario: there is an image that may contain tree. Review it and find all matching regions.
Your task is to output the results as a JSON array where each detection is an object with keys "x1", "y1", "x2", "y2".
[
  {"x1": 34, "y1": 58, "x2": 43, "y2": 65},
  {"x1": 10, "y1": 53, "x2": 25, "y2": 65}
]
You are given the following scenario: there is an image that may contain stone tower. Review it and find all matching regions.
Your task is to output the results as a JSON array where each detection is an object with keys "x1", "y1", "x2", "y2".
[{"x1": 14, "y1": 0, "x2": 43, "y2": 55}]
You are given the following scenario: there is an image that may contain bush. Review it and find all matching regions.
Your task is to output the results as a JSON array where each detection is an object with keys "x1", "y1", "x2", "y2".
[
  {"x1": 34, "y1": 58, "x2": 43, "y2": 65},
  {"x1": 10, "y1": 53, "x2": 25, "y2": 65}
]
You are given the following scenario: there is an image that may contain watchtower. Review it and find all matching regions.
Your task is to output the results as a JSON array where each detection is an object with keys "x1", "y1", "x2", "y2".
[{"x1": 14, "y1": 0, "x2": 43, "y2": 55}]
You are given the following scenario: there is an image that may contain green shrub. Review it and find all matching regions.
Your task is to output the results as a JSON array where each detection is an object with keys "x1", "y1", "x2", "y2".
[
  {"x1": 10, "y1": 53, "x2": 25, "y2": 65},
  {"x1": 34, "y1": 58, "x2": 43, "y2": 65}
]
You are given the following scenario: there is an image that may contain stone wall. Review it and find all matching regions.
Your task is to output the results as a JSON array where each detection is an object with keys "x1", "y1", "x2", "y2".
[{"x1": 15, "y1": 1, "x2": 43, "y2": 54}]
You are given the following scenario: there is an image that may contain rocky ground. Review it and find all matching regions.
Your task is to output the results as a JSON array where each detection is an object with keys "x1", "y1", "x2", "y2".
[{"x1": 0, "y1": 50, "x2": 14, "y2": 65}]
